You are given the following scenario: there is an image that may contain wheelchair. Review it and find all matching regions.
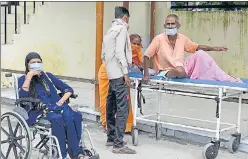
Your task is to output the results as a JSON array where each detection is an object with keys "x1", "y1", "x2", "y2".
[{"x1": 1, "y1": 73, "x2": 100, "y2": 159}]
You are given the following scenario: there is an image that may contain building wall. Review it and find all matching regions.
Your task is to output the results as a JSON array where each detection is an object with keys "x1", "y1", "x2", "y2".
[
  {"x1": 154, "y1": 2, "x2": 248, "y2": 77},
  {"x1": 1, "y1": 2, "x2": 248, "y2": 88}
]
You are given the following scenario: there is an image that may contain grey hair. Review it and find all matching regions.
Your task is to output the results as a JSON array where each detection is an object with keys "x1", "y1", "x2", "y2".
[{"x1": 166, "y1": 14, "x2": 180, "y2": 24}]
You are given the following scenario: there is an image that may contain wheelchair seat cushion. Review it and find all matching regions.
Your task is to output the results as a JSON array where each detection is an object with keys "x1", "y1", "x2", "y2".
[{"x1": 36, "y1": 118, "x2": 52, "y2": 128}]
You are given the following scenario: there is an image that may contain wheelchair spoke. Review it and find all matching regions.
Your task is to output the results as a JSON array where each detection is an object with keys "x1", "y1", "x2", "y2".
[
  {"x1": 13, "y1": 122, "x2": 20, "y2": 136},
  {"x1": 12, "y1": 144, "x2": 18, "y2": 159},
  {"x1": 6, "y1": 144, "x2": 12, "y2": 158},
  {"x1": 1, "y1": 126, "x2": 10, "y2": 136},
  {"x1": 7, "y1": 116, "x2": 14, "y2": 136},
  {"x1": 15, "y1": 135, "x2": 25, "y2": 140},
  {"x1": 14, "y1": 141, "x2": 25, "y2": 153},
  {"x1": 1, "y1": 140, "x2": 9, "y2": 144}
]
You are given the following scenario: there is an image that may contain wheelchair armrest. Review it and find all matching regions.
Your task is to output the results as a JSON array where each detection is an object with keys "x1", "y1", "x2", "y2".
[
  {"x1": 70, "y1": 93, "x2": 78, "y2": 99},
  {"x1": 15, "y1": 97, "x2": 41, "y2": 105},
  {"x1": 58, "y1": 92, "x2": 78, "y2": 99}
]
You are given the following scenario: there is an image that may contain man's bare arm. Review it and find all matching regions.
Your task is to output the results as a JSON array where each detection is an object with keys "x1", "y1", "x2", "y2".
[{"x1": 197, "y1": 45, "x2": 228, "y2": 51}]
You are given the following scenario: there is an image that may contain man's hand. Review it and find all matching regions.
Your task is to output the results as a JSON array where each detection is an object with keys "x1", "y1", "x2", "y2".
[
  {"x1": 213, "y1": 47, "x2": 228, "y2": 51},
  {"x1": 124, "y1": 74, "x2": 131, "y2": 87},
  {"x1": 142, "y1": 75, "x2": 150, "y2": 84}
]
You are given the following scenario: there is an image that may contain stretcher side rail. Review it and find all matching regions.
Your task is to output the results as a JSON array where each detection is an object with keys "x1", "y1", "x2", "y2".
[
  {"x1": 130, "y1": 77, "x2": 248, "y2": 92},
  {"x1": 130, "y1": 83, "x2": 248, "y2": 104}
]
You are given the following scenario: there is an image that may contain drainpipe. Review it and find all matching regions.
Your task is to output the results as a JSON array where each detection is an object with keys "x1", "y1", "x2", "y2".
[
  {"x1": 150, "y1": 1, "x2": 155, "y2": 43},
  {"x1": 150, "y1": 1, "x2": 156, "y2": 69},
  {"x1": 95, "y1": 2, "x2": 104, "y2": 111},
  {"x1": 123, "y1": 1, "x2": 129, "y2": 9}
]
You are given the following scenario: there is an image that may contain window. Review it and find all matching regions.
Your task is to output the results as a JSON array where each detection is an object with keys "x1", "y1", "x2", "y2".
[{"x1": 171, "y1": 1, "x2": 248, "y2": 11}]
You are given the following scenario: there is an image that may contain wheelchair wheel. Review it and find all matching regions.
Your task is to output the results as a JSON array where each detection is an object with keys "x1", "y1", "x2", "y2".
[
  {"x1": 84, "y1": 149, "x2": 93, "y2": 157},
  {"x1": 1, "y1": 112, "x2": 32, "y2": 159}
]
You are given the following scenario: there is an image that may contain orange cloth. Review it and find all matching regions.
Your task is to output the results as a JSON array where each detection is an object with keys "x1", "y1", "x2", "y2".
[
  {"x1": 131, "y1": 44, "x2": 143, "y2": 65},
  {"x1": 98, "y1": 62, "x2": 133, "y2": 132}
]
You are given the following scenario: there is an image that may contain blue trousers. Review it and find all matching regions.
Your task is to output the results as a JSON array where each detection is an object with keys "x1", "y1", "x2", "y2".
[{"x1": 27, "y1": 104, "x2": 83, "y2": 158}]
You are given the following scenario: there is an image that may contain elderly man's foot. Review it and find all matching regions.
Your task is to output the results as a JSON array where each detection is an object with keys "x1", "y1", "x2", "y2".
[
  {"x1": 105, "y1": 140, "x2": 127, "y2": 147},
  {"x1": 112, "y1": 146, "x2": 136, "y2": 154}
]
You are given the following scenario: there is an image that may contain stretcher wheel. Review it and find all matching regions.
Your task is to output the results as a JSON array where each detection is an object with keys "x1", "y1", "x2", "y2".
[
  {"x1": 228, "y1": 136, "x2": 240, "y2": 153},
  {"x1": 1, "y1": 112, "x2": 32, "y2": 159},
  {"x1": 132, "y1": 128, "x2": 138, "y2": 146},
  {"x1": 202, "y1": 143, "x2": 219, "y2": 159}
]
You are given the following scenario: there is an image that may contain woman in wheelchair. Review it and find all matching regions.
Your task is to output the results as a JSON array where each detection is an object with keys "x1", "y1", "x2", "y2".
[{"x1": 18, "y1": 52, "x2": 88, "y2": 159}]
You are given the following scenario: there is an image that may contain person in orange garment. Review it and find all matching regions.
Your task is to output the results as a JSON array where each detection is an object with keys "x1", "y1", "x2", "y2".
[{"x1": 98, "y1": 34, "x2": 143, "y2": 133}]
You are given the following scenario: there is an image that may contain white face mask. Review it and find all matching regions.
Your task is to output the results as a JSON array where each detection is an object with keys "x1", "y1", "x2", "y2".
[
  {"x1": 165, "y1": 28, "x2": 177, "y2": 36},
  {"x1": 30, "y1": 62, "x2": 43, "y2": 71}
]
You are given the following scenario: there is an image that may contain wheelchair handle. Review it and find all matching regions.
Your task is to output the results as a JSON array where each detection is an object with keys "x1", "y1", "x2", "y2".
[
  {"x1": 71, "y1": 94, "x2": 78, "y2": 99},
  {"x1": 5, "y1": 73, "x2": 12, "y2": 77}
]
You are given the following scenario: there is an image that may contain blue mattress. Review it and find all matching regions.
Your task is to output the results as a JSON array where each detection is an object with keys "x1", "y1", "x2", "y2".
[{"x1": 128, "y1": 72, "x2": 248, "y2": 89}]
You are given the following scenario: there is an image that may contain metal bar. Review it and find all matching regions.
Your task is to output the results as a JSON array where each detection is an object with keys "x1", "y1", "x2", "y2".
[
  {"x1": 42, "y1": 1, "x2": 44, "y2": 5},
  {"x1": 171, "y1": 4, "x2": 248, "y2": 9},
  {"x1": 4, "y1": 6, "x2": 7, "y2": 44},
  {"x1": 158, "y1": 114, "x2": 235, "y2": 126},
  {"x1": 138, "y1": 114, "x2": 157, "y2": 119},
  {"x1": 52, "y1": 136, "x2": 63, "y2": 159},
  {"x1": 24, "y1": 1, "x2": 26, "y2": 24},
  {"x1": 138, "y1": 113, "x2": 235, "y2": 126},
  {"x1": 48, "y1": 129, "x2": 52, "y2": 157},
  {"x1": 7, "y1": 2, "x2": 11, "y2": 14},
  {"x1": 34, "y1": 135, "x2": 47, "y2": 148},
  {"x1": 130, "y1": 77, "x2": 248, "y2": 92},
  {"x1": 33, "y1": 1, "x2": 35, "y2": 14},
  {"x1": 222, "y1": 92, "x2": 241, "y2": 99},
  {"x1": 95, "y1": 2, "x2": 104, "y2": 111},
  {"x1": 13, "y1": 74, "x2": 19, "y2": 100},
  {"x1": 157, "y1": 84, "x2": 162, "y2": 121},
  {"x1": 84, "y1": 128, "x2": 97, "y2": 154},
  {"x1": 142, "y1": 87, "x2": 217, "y2": 99},
  {"x1": 137, "y1": 117, "x2": 217, "y2": 133},
  {"x1": 215, "y1": 88, "x2": 223, "y2": 140},
  {"x1": 220, "y1": 125, "x2": 236, "y2": 132},
  {"x1": 237, "y1": 92, "x2": 242, "y2": 133},
  {"x1": 15, "y1": 3, "x2": 17, "y2": 34},
  {"x1": 133, "y1": 79, "x2": 139, "y2": 126}
]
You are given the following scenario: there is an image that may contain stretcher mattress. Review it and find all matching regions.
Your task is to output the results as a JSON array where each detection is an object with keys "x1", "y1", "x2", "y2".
[{"x1": 128, "y1": 72, "x2": 248, "y2": 89}]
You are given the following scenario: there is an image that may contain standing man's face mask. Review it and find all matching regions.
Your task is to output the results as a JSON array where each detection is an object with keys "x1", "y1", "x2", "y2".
[
  {"x1": 165, "y1": 28, "x2": 178, "y2": 36},
  {"x1": 30, "y1": 62, "x2": 43, "y2": 71}
]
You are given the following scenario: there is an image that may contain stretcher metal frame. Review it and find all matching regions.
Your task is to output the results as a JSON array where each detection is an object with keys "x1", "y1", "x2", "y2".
[{"x1": 130, "y1": 77, "x2": 247, "y2": 159}]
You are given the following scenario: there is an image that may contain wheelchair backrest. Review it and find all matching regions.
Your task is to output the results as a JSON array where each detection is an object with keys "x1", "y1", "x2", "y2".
[{"x1": 5, "y1": 72, "x2": 22, "y2": 100}]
